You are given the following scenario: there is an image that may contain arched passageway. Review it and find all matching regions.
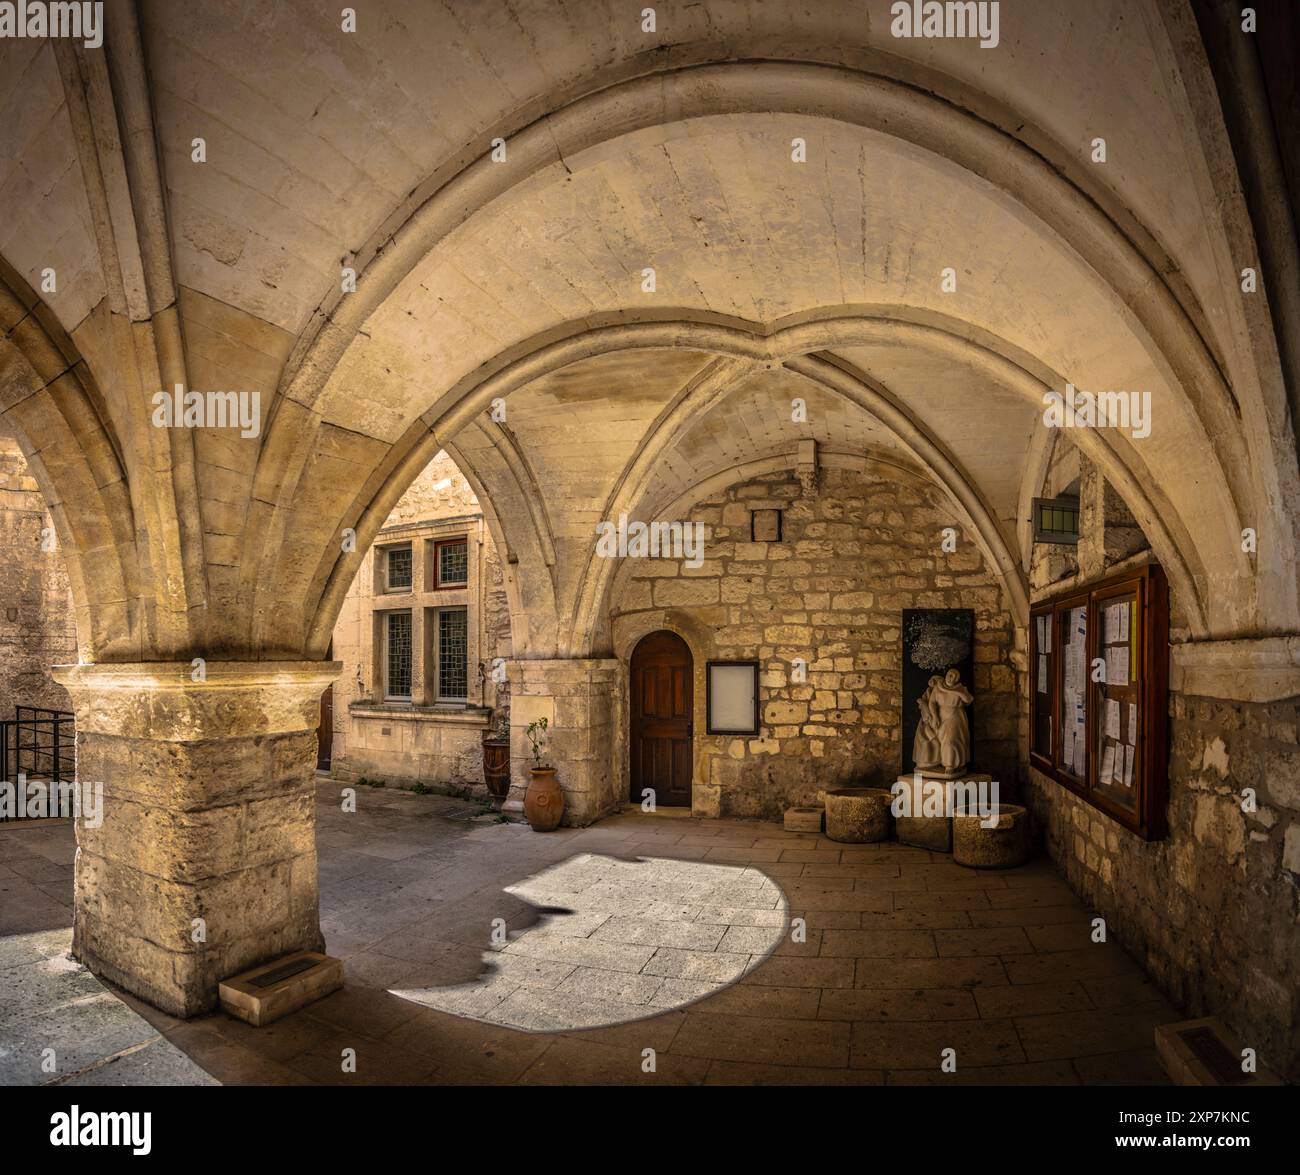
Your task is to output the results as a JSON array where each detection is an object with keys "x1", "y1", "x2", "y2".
[{"x1": 0, "y1": 1, "x2": 1296, "y2": 1082}]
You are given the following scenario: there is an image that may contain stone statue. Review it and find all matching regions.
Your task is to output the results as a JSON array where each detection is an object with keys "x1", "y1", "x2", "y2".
[
  {"x1": 931, "y1": 667, "x2": 973, "y2": 775},
  {"x1": 911, "y1": 674, "x2": 942, "y2": 771},
  {"x1": 910, "y1": 668, "x2": 973, "y2": 778}
]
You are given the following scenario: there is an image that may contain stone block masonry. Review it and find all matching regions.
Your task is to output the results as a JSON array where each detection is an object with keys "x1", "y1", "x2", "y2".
[
  {"x1": 1029, "y1": 693, "x2": 1300, "y2": 1082},
  {"x1": 611, "y1": 467, "x2": 1020, "y2": 820},
  {"x1": 52, "y1": 661, "x2": 341, "y2": 1018},
  {"x1": 0, "y1": 435, "x2": 77, "y2": 717}
]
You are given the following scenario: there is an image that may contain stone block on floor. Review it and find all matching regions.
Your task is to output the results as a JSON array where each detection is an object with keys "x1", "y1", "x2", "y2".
[{"x1": 219, "y1": 951, "x2": 344, "y2": 1027}]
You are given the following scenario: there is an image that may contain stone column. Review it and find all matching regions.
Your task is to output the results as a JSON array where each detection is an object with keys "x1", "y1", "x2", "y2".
[
  {"x1": 51, "y1": 660, "x2": 340, "y2": 1018},
  {"x1": 505, "y1": 658, "x2": 621, "y2": 826}
]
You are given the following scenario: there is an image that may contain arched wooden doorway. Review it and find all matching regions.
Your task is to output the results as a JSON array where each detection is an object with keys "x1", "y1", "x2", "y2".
[{"x1": 629, "y1": 630, "x2": 693, "y2": 807}]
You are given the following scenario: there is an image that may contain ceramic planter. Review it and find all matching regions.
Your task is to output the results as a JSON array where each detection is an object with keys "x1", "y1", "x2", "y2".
[
  {"x1": 481, "y1": 736, "x2": 510, "y2": 809},
  {"x1": 524, "y1": 766, "x2": 564, "y2": 831}
]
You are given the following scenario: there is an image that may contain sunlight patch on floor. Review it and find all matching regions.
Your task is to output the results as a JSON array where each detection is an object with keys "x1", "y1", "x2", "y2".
[{"x1": 392, "y1": 853, "x2": 788, "y2": 1031}]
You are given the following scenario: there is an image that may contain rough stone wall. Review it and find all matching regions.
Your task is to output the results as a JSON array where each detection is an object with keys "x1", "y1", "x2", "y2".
[
  {"x1": 1025, "y1": 445, "x2": 1300, "y2": 1081},
  {"x1": 610, "y1": 466, "x2": 1020, "y2": 820},
  {"x1": 1028, "y1": 694, "x2": 1299, "y2": 1081},
  {"x1": 382, "y1": 450, "x2": 481, "y2": 523},
  {"x1": 0, "y1": 437, "x2": 77, "y2": 719}
]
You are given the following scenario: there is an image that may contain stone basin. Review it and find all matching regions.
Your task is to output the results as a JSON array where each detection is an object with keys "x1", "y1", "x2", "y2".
[
  {"x1": 952, "y1": 803, "x2": 1030, "y2": 869},
  {"x1": 824, "y1": 787, "x2": 894, "y2": 843}
]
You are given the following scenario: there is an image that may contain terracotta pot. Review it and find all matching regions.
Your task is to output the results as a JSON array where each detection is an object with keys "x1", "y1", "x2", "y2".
[
  {"x1": 481, "y1": 737, "x2": 511, "y2": 809},
  {"x1": 524, "y1": 766, "x2": 564, "y2": 831}
]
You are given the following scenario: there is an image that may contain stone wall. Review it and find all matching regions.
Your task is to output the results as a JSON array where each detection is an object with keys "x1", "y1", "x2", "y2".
[
  {"x1": 0, "y1": 436, "x2": 77, "y2": 719},
  {"x1": 1024, "y1": 443, "x2": 1300, "y2": 1081},
  {"x1": 1028, "y1": 692, "x2": 1299, "y2": 1081},
  {"x1": 609, "y1": 464, "x2": 1021, "y2": 820}
]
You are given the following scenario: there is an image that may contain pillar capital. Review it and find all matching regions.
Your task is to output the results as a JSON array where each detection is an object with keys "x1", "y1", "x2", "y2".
[{"x1": 53, "y1": 660, "x2": 341, "y2": 739}]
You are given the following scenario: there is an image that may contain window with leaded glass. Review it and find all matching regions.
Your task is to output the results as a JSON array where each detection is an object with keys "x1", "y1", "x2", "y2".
[
  {"x1": 435, "y1": 538, "x2": 468, "y2": 587},
  {"x1": 384, "y1": 611, "x2": 412, "y2": 700},
  {"x1": 385, "y1": 545, "x2": 412, "y2": 591},
  {"x1": 436, "y1": 607, "x2": 468, "y2": 701}
]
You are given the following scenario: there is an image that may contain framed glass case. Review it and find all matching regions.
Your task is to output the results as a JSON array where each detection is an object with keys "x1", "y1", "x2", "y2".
[{"x1": 1029, "y1": 564, "x2": 1169, "y2": 840}]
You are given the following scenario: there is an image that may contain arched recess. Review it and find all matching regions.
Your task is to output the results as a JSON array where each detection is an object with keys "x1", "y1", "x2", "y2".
[
  {"x1": 0, "y1": 261, "x2": 136, "y2": 661},
  {"x1": 609, "y1": 606, "x2": 720, "y2": 817},
  {"x1": 597, "y1": 442, "x2": 1023, "y2": 668},
  {"x1": 250, "y1": 55, "x2": 1296, "y2": 633},
  {"x1": 360, "y1": 310, "x2": 1218, "y2": 646},
  {"x1": 279, "y1": 311, "x2": 1232, "y2": 670},
  {"x1": 566, "y1": 347, "x2": 1032, "y2": 657},
  {"x1": 290, "y1": 306, "x2": 1234, "y2": 662}
]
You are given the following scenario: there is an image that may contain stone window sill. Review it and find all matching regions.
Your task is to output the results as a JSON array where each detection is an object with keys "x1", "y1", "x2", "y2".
[{"x1": 348, "y1": 702, "x2": 491, "y2": 727}]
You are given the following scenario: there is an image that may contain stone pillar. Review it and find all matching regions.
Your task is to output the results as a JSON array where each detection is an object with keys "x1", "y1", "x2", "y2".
[
  {"x1": 51, "y1": 660, "x2": 340, "y2": 1018},
  {"x1": 504, "y1": 658, "x2": 621, "y2": 826}
]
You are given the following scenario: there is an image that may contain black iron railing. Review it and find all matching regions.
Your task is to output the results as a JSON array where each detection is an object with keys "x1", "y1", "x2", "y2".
[{"x1": 0, "y1": 706, "x2": 75, "y2": 821}]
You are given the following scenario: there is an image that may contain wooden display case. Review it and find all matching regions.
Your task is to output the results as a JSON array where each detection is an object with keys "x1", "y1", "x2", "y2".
[{"x1": 1029, "y1": 564, "x2": 1169, "y2": 840}]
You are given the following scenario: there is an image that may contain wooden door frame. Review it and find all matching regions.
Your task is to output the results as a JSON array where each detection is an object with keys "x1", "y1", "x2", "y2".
[{"x1": 628, "y1": 629, "x2": 694, "y2": 807}]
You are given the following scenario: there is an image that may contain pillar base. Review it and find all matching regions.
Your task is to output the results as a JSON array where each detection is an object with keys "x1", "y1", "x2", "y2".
[{"x1": 52, "y1": 660, "x2": 340, "y2": 1018}]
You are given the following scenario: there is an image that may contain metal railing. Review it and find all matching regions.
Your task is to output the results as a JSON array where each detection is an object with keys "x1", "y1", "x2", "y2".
[{"x1": 0, "y1": 706, "x2": 75, "y2": 821}]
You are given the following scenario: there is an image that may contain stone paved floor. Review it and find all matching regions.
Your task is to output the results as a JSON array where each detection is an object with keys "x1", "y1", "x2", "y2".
[
  {"x1": 0, "y1": 783, "x2": 1180, "y2": 1084},
  {"x1": 0, "y1": 824, "x2": 217, "y2": 1086}
]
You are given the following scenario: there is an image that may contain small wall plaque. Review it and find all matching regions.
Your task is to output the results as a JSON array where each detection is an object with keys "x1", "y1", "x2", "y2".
[{"x1": 751, "y1": 509, "x2": 782, "y2": 542}]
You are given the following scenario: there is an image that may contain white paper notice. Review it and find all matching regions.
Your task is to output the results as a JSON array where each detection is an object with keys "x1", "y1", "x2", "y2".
[
  {"x1": 1037, "y1": 655, "x2": 1048, "y2": 692},
  {"x1": 1106, "y1": 698, "x2": 1121, "y2": 741},
  {"x1": 1128, "y1": 703, "x2": 1138, "y2": 742},
  {"x1": 1100, "y1": 744, "x2": 1116, "y2": 784},
  {"x1": 1036, "y1": 615, "x2": 1044, "y2": 649},
  {"x1": 1109, "y1": 645, "x2": 1129, "y2": 686},
  {"x1": 1074, "y1": 738, "x2": 1087, "y2": 777},
  {"x1": 1119, "y1": 602, "x2": 1130, "y2": 641},
  {"x1": 1044, "y1": 618, "x2": 1051, "y2": 653},
  {"x1": 1063, "y1": 730, "x2": 1074, "y2": 767},
  {"x1": 1123, "y1": 744, "x2": 1135, "y2": 786}
]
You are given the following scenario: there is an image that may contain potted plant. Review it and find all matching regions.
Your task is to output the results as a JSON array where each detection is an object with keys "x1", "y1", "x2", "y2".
[
  {"x1": 481, "y1": 710, "x2": 511, "y2": 810},
  {"x1": 523, "y1": 717, "x2": 564, "y2": 831}
]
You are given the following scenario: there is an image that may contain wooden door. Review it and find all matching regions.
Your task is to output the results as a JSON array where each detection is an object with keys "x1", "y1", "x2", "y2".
[{"x1": 630, "y1": 630, "x2": 693, "y2": 806}]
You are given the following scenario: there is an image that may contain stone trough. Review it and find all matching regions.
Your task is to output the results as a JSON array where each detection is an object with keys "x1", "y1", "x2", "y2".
[
  {"x1": 824, "y1": 787, "x2": 894, "y2": 843},
  {"x1": 952, "y1": 803, "x2": 1030, "y2": 869}
]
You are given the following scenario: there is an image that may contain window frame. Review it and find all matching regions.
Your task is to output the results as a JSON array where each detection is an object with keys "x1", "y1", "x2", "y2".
[
  {"x1": 381, "y1": 609, "x2": 413, "y2": 702},
  {"x1": 432, "y1": 537, "x2": 469, "y2": 590},
  {"x1": 1032, "y1": 495, "x2": 1081, "y2": 545},
  {"x1": 429, "y1": 605, "x2": 470, "y2": 704},
  {"x1": 381, "y1": 543, "x2": 413, "y2": 594}
]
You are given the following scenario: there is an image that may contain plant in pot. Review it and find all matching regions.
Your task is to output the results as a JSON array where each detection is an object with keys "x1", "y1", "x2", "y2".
[
  {"x1": 481, "y1": 710, "x2": 511, "y2": 810},
  {"x1": 523, "y1": 717, "x2": 564, "y2": 831}
]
